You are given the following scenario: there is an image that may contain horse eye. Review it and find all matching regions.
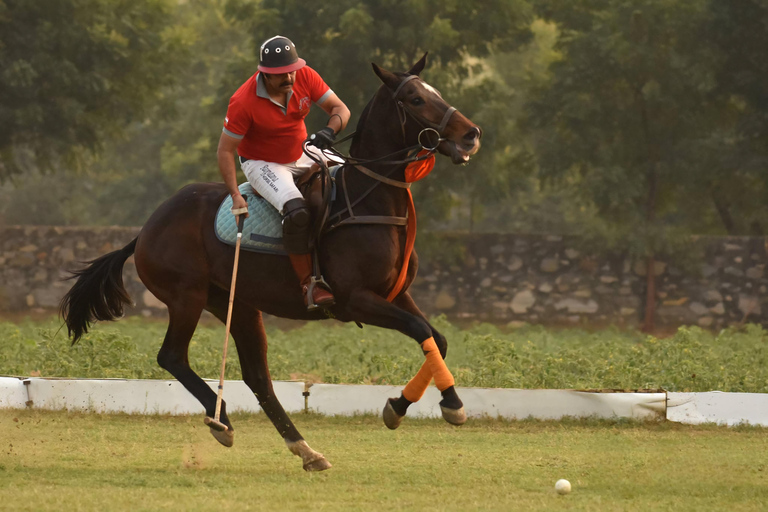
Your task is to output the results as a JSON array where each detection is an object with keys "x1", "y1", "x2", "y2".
[{"x1": 410, "y1": 97, "x2": 425, "y2": 106}]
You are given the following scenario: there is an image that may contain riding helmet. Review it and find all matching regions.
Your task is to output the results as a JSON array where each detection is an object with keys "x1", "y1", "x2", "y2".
[{"x1": 258, "y1": 36, "x2": 306, "y2": 74}]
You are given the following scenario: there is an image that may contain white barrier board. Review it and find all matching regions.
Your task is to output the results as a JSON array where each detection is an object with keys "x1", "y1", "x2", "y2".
[
  {"x1": 6, "y1": 377, "x2": 766, "y2": 427},
  {"x1": 459, "y1": 388, "x2": 666, "y2": 420},
  {"x1": 309, "y1": 384, "x2": 445, "y2": 417},
  {"x1": 22, "y1": 378, "x2": 304, "y2": 414},
  {"x1": 0, "y1": 377, "x2": 27, "y2": 409},
  {"x1": 309, "y1": 384, "x2": 666, "y2": 421},
  {"x1": 667, "y1": 391, "x2": 768, "y2": 427}
]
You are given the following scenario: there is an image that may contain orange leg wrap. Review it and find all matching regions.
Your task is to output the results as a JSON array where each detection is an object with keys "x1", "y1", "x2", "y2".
[
  {"x1": 421, "y1": 337, "x2": 455, "y2": 391},
  {"x1": 402, "y1": 361, "x2": 432, "y2": 402}
]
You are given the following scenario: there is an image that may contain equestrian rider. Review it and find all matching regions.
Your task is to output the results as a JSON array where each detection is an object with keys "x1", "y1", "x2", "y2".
[{"x1": 217, "y1": 35, "x2": 351, "y2": 309}]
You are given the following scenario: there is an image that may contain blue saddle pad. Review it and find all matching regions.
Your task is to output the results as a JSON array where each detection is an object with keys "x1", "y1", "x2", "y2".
[{"x1": 215, "y1": 183, "x2": 286, "y2": 255}]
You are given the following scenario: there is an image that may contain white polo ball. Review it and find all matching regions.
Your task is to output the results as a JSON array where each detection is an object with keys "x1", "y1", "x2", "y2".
[{"x1": 555, "y1": 479, "x2": 571, "y2": 495}]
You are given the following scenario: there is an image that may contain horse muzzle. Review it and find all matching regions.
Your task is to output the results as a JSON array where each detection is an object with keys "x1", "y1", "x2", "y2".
[{"x1": 443, "y1": 126, "x2": 482, "y2": 164}]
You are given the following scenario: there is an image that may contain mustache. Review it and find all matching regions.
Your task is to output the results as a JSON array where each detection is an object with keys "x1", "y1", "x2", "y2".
[{"x1": 280, "y1": 81, "x2": 293, "y2": 87}]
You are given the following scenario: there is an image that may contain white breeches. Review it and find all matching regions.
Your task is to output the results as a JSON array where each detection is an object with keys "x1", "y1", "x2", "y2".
[{"x1": 240, "y1": 146, "x2": 341, "y2": 214}]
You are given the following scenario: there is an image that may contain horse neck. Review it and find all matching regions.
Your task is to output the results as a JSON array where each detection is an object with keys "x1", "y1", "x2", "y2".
[
  {"x1": 342, "y1": 90, "x2": 412, "y2": 215},
  {"x1": 350, "y1": 90, "x2": 411, "y2": 181}
]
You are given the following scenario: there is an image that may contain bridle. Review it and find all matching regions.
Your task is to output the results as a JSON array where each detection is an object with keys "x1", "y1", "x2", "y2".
[
  {"x1": 303, "y1": 74, "x2": 464, "y2": 235},
  {"x1": 391, "y1": 74, "x2": 457, "y2": 147},
  {"x1": 305, "y1": 74, "x2": 458, "y2": 170}
]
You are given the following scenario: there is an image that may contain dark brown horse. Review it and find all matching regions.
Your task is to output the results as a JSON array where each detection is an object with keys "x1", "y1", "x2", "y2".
[{"x1": 60, "y1": 54, "x2": 481, "y2": 471}]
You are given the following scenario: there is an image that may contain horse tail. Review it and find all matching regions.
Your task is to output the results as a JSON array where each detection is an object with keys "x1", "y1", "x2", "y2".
[{"x1": 60, "y1": 237, "x2": 138, "y2": 344}]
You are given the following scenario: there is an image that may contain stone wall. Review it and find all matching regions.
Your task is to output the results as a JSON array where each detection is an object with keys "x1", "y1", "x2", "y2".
[
  {"x1": 1, "y1": 227, "x2": 766, "y2": 328},
  {"x1": 413, "y1": 234, "x2": 767, "y2": 328}
]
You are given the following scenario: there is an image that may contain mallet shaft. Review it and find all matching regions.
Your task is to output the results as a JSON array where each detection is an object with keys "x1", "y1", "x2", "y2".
[{"x1": 213, "y1": 213, "x2": 246, "y2": 423}]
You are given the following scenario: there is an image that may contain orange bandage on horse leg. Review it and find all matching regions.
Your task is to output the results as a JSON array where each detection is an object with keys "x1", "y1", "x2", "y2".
[
  {"x1": 420, "y1": 337, "x2": 455, "y2": 391},
  {"x1": 402, "y1": 361, "x2": 432, "y2": 402}
]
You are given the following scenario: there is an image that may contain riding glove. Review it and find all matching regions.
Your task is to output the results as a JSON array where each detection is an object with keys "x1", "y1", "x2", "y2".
[{"x1": 307, "y1": 127, "x2": 336, "y2": 150}]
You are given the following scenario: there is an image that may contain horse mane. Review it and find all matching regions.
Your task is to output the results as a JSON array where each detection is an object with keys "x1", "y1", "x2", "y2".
[
  {"x1": 350, "y1": 74, "x2": 409, "y2": 154},
  {"x1": 350, "y1": 97, "x2": 373, "y2": 150}
]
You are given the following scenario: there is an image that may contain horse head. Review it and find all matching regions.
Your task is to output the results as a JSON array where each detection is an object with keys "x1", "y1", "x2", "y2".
[{"x1": 370, "y1": 53, "x2": 482, "y2": 164}]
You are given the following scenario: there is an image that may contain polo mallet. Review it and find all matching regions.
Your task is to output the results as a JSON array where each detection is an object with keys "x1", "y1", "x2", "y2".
[{"x1": 205, "y1": 204, "x2": 248, "y2": 432}]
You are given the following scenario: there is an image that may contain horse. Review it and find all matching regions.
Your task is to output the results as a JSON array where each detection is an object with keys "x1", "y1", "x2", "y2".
[{"x1": 60, "y1": 53, "x2": 482, "y2": 472}]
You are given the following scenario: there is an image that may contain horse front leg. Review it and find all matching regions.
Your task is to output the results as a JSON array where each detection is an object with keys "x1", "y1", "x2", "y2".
[
  {"x1": 395, "y1": 291, "x2": 448, "y2": 356},
  {"x1": 343, "y1": 289, "x2": 466, "y2": 429},
  {"x1": 206, "y1": 285, "x2": 331, "y2": 471},
  {"x1": 384, "y1": 292, "x2": 453, "y2": 427}
]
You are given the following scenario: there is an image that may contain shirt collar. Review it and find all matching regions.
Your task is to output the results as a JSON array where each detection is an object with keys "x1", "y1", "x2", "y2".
[{"x1": 256, "y1": 72, "x2": 292, "y2": 114}]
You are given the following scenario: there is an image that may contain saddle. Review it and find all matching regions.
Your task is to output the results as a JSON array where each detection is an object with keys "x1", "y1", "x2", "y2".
[{"x1": 214, "y1": 164, "x2": 335, "y2": 255}]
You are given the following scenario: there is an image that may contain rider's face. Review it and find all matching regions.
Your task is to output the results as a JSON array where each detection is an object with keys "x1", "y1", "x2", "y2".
[{"x1": 263, "y1": 72, "x2": 296, "y2": 93}]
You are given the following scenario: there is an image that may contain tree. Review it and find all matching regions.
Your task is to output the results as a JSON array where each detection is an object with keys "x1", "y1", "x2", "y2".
[
  {"x1": 0, "y1": 0, "x2": 189, "y2": 181},
  {"x1": 527, "y1": 0, "x2": 736, "y2": 331},
  {"x1": 216, "y1": 0, "x2": 536, "y2": 229},
  {"x1": 223, "y1": 0, "x2": 534, "y2": 120},
  {"x1": 418, "y1": 19, "x2": 566, "y2": 232},
  {"x1": 0, "y1": 0, "x2": 255, "y2": 226},
  {"x1": 699, "y1": 0, "x2": 768, "y2": 235}
]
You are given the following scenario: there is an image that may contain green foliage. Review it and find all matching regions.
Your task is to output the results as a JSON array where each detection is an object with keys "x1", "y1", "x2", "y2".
[
  {"x1": 1, "y1": 0, "x2": 766, "y2": 242},
  {"x1": 527, "y1": 0, "x2": 768, "y2": 244},
  {"x1": 220, "y1": 0, "x2": 539, "y2": 232},
  {"x1": 0, "y1": 0, "x2": 252, "y2": 225},
  {"x1": 3, "y1": 317, "x2": 766, "y2": 393},
  {"x1": 226, "y1": 0, "x2": 534, "y2": 122},
  {"x1": 0, "y1": 0, "x2": 190, "y2": 181}
]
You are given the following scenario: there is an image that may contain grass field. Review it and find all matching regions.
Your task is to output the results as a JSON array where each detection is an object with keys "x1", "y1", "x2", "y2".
[
  {"x1": 1, "y1": 410, "x2": 766, "y2": 511},
  {"x1": 2, "y1": 318, "x2": 767, "y2": 509},
  {"x1": 1, "y1": 315, "x2": 767, "y2": 392}
]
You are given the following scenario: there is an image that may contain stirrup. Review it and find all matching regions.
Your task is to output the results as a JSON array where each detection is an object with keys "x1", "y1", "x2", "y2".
[{"x1": 306, "y1": 275, "x2": 334, "y2": 310}]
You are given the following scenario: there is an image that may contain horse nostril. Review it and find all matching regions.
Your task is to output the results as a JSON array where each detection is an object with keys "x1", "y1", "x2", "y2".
[{"x1": 464, "y1": 126, "x2": 481, "y2": 141}]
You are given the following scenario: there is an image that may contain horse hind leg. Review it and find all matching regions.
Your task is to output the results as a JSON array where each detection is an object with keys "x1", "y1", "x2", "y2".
[
  {"x1": 205, "y1": 285, "x2": 331, "y2": 471},
  {"x1": 156, "y1": 294, "x2": 235, "y2": 447}
]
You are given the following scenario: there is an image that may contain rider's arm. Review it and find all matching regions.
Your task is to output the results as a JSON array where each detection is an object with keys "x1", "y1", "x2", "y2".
[
  {"x1": 318, "y1": 93, "x2": 350, "y2": 135},
  {"x1": 217, "y1": 131, "x2": 249, "y2": 216}
]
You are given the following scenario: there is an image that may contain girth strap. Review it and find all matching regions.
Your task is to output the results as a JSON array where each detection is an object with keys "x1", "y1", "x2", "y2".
[{"x1": 332, "y1": 215, "x2": 407, "y2": 228}]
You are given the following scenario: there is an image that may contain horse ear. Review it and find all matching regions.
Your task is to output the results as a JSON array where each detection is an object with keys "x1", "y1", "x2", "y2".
[
  {"x1": 407, "y1": 52, "x2": 428, "y2": 76},
  {"x1": 372, "y1": 62, "x2": 401, "y2": 91}
]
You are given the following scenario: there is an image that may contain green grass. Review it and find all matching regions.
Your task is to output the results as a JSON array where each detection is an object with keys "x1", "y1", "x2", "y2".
[
  {"x1": 1, "y1": 410, "x2": 766, "y2": 511},
  {"x1": 1, "y1": 315, "x2": 767, "y2": 392}
]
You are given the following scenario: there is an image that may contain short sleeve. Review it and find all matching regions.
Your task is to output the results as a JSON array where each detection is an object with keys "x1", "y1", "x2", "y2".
[
  {"x1": 303, "y1": 66, "x2": 331, "y2": 104},
  {"x1": 223, "y1": 95, "x2": 250, "y2": 138}
]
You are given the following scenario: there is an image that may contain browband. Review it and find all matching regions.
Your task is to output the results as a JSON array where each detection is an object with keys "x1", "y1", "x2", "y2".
[{"x1": 391, "y1": 75, "x2": 420, "y2": 99}]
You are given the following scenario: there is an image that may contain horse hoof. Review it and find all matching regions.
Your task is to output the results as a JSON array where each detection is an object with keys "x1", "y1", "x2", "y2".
[
  {"x1": 205, "y1": 417, "x2": 234, "y2": 447},
  {"x1": 383, "y1": 398, "x2": 404, "y2": 430},
  {"x1": 286, "y1": 439, "x2": 332, "y2": 472},
  {"x1": 304, "y1": 456, "x2": 333, "y2": 472},
  {"x1": 440, "y1": 405, "x2": 467, "y2": 426}
]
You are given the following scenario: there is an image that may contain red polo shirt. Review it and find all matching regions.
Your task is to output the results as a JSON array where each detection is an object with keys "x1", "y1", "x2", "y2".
[{"x1": 223, "y1": 66, "x2": 332, "y2": 164}]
